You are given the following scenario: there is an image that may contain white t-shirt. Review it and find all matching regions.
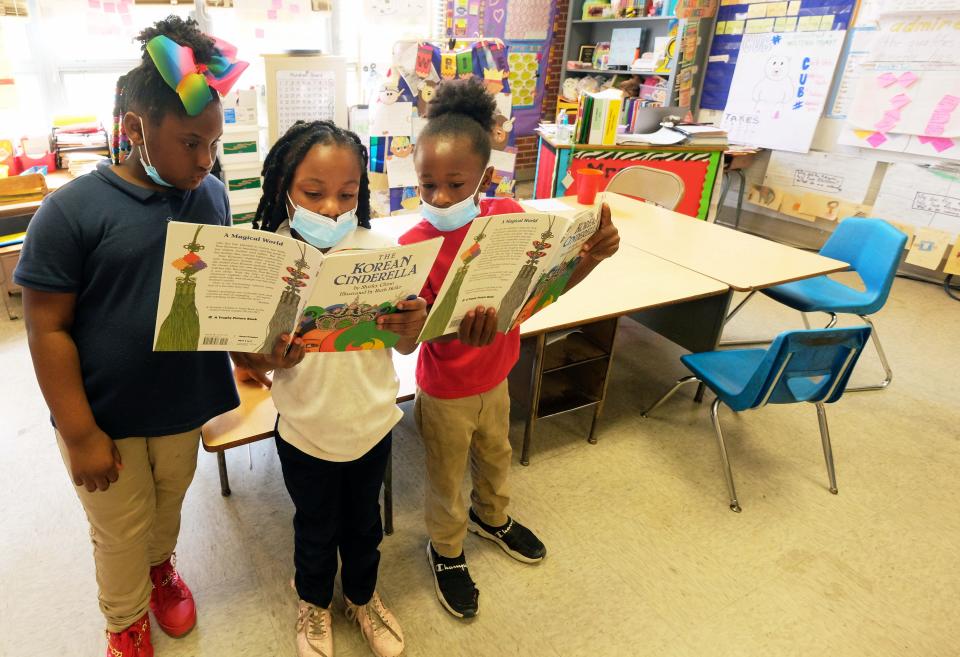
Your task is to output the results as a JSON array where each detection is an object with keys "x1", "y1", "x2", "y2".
[{"x1": 271, "y1": 223, "x2": 403, "y2": 462}]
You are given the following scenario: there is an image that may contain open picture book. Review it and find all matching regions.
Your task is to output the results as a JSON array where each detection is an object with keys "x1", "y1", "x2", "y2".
[
  {"x1": 153, "y1": 221, "x2": 442, "y2": 353},
  {"x1": 418, "y1": 202, "x2": 603, "y2": 341}
]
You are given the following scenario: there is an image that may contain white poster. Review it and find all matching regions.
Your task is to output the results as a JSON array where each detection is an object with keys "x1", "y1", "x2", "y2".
[
  {"x1": 276, "y1": 70, "x2": 337, "y2": 137},
  {"x1": 826, "y1": 27, "x2": 878, "y2": 119},
  {"x1": 720, "y1": 31, "x2": 846, "y2": 153},
  {"x1": 764, "y1": 150, "x2": 876, "y2": 203},
  {"x1": 369, "y1": 101, "x2": 413, "y2": 137},
  {"x1": 872, "y1": 163, "x2": 960, "y2": 233}
]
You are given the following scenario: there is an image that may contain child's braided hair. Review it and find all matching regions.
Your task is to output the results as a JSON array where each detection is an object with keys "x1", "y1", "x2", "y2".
[{"x1": 255, "y1": 120, "x2": 371, "y2": 232}]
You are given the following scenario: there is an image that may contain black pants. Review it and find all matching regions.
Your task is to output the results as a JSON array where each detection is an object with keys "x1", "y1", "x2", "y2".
[{"x1": 275, "y1": 422, "x2": 391, "y2": 608}]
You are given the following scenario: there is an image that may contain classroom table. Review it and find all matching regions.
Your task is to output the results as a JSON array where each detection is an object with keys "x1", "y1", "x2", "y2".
[
  {"x1": 201, "y1": 195, "x2": 847, "y2": 497},
  {"x1": 548, "y1": 192, "x2": 849, "y2": 292}
]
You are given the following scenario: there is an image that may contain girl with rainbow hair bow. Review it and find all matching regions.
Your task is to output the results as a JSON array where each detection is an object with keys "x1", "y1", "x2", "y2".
[{"x1": 15, "y1": 16, "x2": 294, "y2": 657}]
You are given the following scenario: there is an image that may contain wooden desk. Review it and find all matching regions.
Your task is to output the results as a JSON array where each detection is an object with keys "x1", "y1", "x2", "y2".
[{"x1": 550, "y1": 192, "x2": 848, "y2": 292}]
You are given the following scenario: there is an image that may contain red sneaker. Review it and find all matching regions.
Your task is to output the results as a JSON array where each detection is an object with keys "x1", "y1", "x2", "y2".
[
  {"x1": 106, "y1": 613, "x2": 153, "y2": 657},
  {"x1": 149, "y1": 554, "x2": 197, "y2": 637}
]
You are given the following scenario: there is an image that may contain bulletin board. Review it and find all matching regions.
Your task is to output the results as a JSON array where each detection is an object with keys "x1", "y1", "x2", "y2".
[
  {"x1": 367, "y1": 38, "x2": 517, "y2": 216},
  {"x1": 702, "y1": 0, "x2": 855, "y2": 110},
  {"x1": 444, "y1": 0, "x2": 559, "y2": 136}
]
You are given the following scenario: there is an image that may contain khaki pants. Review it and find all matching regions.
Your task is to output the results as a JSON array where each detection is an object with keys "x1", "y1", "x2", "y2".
[
  {"x1": 414, "y1": 380, "x2": 512, "y2": 559},
  {"x1": 56, "y1": 428, "x2": 200, "y2": 632}
]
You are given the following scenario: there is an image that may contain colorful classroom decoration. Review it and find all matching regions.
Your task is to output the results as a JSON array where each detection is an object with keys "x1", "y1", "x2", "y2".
[
  {"x1": 838, "y1": 6, "x2": 960, "y2": 161},
  {"x1": 719, "y1": 30, "x2": 846, "y2": 152},
  {"x1": 702, "y1": 0, "x2": 855, "y2": 111},
  {"x1": 370, "y1": 38, "x2": 516, "y2": 215},
  {"x1": 444, "y1": 0, "x2": 559, "y2": 136}
]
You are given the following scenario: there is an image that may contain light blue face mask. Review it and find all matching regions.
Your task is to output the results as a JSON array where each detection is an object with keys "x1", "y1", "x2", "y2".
[
  {"x1": 288, "y1": 193, "x2": 358, "y2": 249},
  {"x1": 420, "y1": 176, "x2": 486, "y2": 232},
  {"x1": 138, "y1": 117, "x2": 174, "y2": 188}
]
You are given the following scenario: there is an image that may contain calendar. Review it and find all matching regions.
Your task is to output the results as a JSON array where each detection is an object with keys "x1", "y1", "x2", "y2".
[{"x1": 275, "y1": 70, "x2": 337, "y2": 136}]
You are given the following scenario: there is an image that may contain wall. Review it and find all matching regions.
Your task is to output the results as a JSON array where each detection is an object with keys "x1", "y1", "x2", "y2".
[{"x1": 514, "y1": 0, "x2": 570, "y2": 179}]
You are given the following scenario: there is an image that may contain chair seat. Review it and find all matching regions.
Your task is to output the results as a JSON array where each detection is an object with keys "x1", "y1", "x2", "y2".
[
  {"x1": 681, "y1": 349, "x2": 767, "y2": 411},
  {"x1": 762, "y1": 275, "x2": 876, "y2": 314}
]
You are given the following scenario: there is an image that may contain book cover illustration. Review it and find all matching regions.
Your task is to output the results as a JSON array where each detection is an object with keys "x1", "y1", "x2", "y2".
[
  {"x1": 510, "y1": 205, "x2": 602, "y2": 330},
  {"x1": 153, "y1": 221, "x2": 440, "y2": 353},
  {"x1": 417, "y1": 212, "x2": 577, "y2": 342},
  {"x1": 155, "y1": 224, "x2": 207, "y2": 352}
]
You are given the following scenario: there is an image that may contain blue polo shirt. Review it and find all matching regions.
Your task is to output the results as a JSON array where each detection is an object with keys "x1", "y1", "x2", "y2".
[{"x1": 15, "y1": 161, "x2": 239, "y2": 439}]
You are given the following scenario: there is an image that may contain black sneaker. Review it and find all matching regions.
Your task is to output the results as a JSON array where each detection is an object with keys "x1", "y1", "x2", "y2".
[
  {"x1": 426, "y1": 541, "x2": 479, "y2": 619},
  {"x1": 468, "y1": 509, "x2": 547, "y2": 564}
]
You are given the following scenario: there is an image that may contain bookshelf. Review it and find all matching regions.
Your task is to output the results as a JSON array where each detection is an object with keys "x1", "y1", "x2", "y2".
[{"x1": 559, "y1": 0, "x2": 715, "y2": 112}]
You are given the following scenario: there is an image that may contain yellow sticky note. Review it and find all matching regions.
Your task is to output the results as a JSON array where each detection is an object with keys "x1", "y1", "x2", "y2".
[
  {"x1": 765, "y1": 1, "x2": 788, "y2": 17},
  {"x1": 716, "y1": 21, "x2": 728, "y2": 34},
  {"x1": 943, "y1": 243, "x2": 960, "y2": 275},
  {"x1": 721, "y1": 0, "x2": 740, "y2": 5},
  {"x1": 797, "y1": 15, "x2": 822, "y2": 31},
  {"x1": 746, "y1": 3, "x2": 767, "y2": 18},
  {"x1": 787, "y1": 0, "x2": 801, "y2": 15},
  {"x1": 726, "y1": 19, "x2": 746, "y2": 34},
  {"x1": 746, "y1": 17, "x2": 776, "y2": 33},
  {"x1": 820, "y1": 14, "x2": 835, "y2": 30},
  {"x1": 774, "y1": 16, "x2": 798, "y2": 31}
]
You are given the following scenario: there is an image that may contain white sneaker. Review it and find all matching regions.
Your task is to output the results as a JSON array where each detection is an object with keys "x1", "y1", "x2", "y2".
[
  {"x1": 344, "y1": 591, "x2": 405, "y2": 657},
  {"x1": 296, "y1": 599, "x2": 334, "y2": 657}
]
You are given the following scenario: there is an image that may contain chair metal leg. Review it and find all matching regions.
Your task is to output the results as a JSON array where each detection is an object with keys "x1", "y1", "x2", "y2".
[
  {"x1": 732, "y1": 170, "x2": 746, "y2": 231},
  {"x1": 801, "y1": 312, "x2": 810, "y2": 329},
  {"x1": 710, "y1": 398, "x2": 741, "y2": 512},
  {"x1": 815, "y1": 403, "x2": 839, "y2": 495},
  {"x1": 216, "y1": 451, "x2": 231, "y2": 497},
  {"x1": 641, "y1": 375, "x2": 700, "y2": 418},
  {"x1": 845, "y1": 315, "x2": 893, "y2": 392},
  {"x1": 824, "y1": 313, "x2": 838, "y2": 329},
  {"x1": 383, "y1": 450, "x2": 394, "y2": 536}
]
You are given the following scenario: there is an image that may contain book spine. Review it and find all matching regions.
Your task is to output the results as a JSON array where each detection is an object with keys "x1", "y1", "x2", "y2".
[
  {"x1": 589, "y1": 98, "x2": 606, "y2": 145},
  {"x1": 602, "y1": 98, "x2": 622, "y2": 145}
]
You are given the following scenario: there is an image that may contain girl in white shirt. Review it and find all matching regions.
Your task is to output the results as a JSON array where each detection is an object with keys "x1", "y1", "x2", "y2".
[{"x1": 236, "y1": 120, "x2": 424, "y2": 657}]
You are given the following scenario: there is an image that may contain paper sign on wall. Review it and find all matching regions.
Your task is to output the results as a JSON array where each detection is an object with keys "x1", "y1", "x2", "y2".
[
  {"x1": 872, "y1": 163, "x2": 960, "y2": 233},
  {"x1": 762, "y1": 150, "x2": 875, "y2": 203},
  {"x1": 370, "y1": 101, "x2": 413, "y2": 136},
  {"x1": 720, "y1": 31, "x2": 847, "y2": 152}
]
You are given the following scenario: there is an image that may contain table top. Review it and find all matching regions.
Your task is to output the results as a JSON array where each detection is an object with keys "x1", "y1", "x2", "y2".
[
  {"x1": 202, "y1": 349, "x2": 417, "y2": 452},
  {"x1": 542, "y1": 193, "x2": 848, "y2": 292},
  {"x1": 0, "y1": 172, "x2": 72, "y2": 219}
]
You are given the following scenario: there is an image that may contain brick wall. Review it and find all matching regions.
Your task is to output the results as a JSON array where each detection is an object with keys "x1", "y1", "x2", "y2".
[{"x1": 515, "y1": 0, "x2": 570, "y2": 180}]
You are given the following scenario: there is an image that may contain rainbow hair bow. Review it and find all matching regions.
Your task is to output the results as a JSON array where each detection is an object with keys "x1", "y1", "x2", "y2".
[{"x1": 146, "y1": 34, "x2": 249, "y2": 116}]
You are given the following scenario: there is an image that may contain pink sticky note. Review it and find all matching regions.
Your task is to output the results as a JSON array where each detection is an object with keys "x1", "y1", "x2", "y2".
[
  {"x1": 866, "y1": 132, "x2": 888, "y2": 148},
  {"x1": 937, "y1": 95, "x2": 960, "y2": 110},
  {"x1": 103, "y1": 1, "x2": 116, "y2": 12},
  {"x1": 87, "y1": 0, "x2": 100, "y2": 8},
  {"x1": 121, "y1": 13, "x2": 132, "y2": 25},
  {"x1": 271, "y1": 0, "x2": 282, "y2": 6},
  {"x1": 889, "y1": 93, "x2": 911, "y2": 110},
  {"x1": 255, "y1": 28, "x2": 265, "y2": 38},
  {"x1": 918, "y1": 136, "x2": 956, "y2": 153},
  {"x1": 289, "y1": 3, "x2": 300, "y2": 12},
  {"x1": 876, "y1": 72, "x2": 898, "y2": 87},
  {"x1": 925, "y1": 123, "x2": 946, "y2": 136},
  {"x1": 267, "y1": 8, "x2": 277, "y2": 19},
  {"x1": 897, "y1": 72, "x2": 918, "y2": 88}
]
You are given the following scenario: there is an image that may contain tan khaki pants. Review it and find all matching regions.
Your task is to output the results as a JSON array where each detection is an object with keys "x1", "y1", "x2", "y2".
[
  {"x1": 56, "y1": 428, "x2": 200, "y2": 632},
  {"x1": 414, "y1": 380, "x2": 512, "y2": 558}
]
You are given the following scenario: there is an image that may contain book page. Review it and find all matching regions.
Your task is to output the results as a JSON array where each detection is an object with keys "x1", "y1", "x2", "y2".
[
  {"x1": 153, "y1": 222, "x2": 323, "y2": 354},
  {"x1": 511, "y1": 205, "x2": 602, "y2": 330},
  {"x1": 297, "y1": 238, "x2": 442, "y2": 352},
  {"x1": 418, "y1": 212, "x2": 573, "y2": 341}
]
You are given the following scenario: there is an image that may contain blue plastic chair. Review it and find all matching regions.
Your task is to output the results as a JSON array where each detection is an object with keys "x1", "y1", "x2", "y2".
[
  {"x1": 643, "y1": 326, "x2": 872, "y2": 512},
  {"x1": 724, "y1": 218, "x2": 907, "y2": 391}
]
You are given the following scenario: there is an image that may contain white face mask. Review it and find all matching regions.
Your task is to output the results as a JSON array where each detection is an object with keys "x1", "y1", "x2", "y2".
[
  {"x1": 287, "y1": 193, "x2": 358, "y2": 249},
  {"x1": 419, "y1": 176, "x2": 486, "y2": 232}
]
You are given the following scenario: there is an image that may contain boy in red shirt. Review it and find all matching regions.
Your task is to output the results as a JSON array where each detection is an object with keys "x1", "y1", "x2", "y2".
[{"x1": 399, "y1": 79, "x2": 619, "y2": 618}]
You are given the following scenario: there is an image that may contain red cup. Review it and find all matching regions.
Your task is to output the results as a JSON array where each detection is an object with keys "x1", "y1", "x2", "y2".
[{"x1": 576, "y1": 168, "x2": 603, "y2": 205}]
